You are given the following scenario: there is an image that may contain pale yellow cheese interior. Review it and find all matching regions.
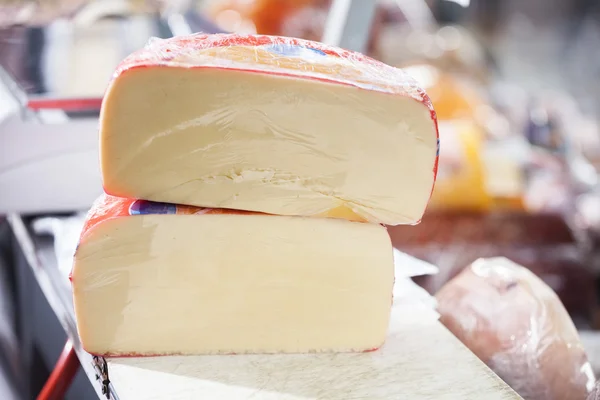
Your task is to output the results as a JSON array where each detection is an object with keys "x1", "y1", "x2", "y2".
[
  {"x1": 100, "y1": 68, "x2": 438, "y2": 225},
  {"x1": 72, "y1": 213, "x2": 394, "y2": 355}
]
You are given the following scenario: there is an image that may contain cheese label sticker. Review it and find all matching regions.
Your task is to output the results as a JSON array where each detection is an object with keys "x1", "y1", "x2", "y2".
[
  {"x1": 129, "y1": 200, "x2": 177, "y2": 215},
  {"x1": 128, "y1": 199, "x2": 214, "y2": 216},
  {"x1": 262, "y1": 43, "x2": 327, "y2": 58},
  {"x1": 78, "y1": 195, "x2": 258, "y2": 244}
]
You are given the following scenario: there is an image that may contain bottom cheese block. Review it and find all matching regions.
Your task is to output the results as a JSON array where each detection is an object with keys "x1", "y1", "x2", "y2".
[{"x1": 72, "y1": 195, "x2": 394, "y2": 356}]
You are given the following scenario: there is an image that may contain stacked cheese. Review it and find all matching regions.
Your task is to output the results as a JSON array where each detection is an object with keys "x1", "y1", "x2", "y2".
[{"x1": 71, "y1": 33, "x2": 439, "y2": 356}]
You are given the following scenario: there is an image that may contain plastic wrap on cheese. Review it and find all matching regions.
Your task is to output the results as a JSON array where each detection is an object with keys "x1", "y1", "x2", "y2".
[
  {"x1": 71, "y1": 194, "x2": 397, "y2": 355},
  {"x1": 75, "y1": 194, "x2": 244, "y2": 245},
  {"x1": 436, "y1": 257, "x2": 595, "y2": 400},
  {"x1": 99, "y1": 33, "x2": 439, "y2": 225}
]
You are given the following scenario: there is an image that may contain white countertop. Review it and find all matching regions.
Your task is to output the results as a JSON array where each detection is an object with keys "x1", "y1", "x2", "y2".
[{"x1": 108, "y1": 304, "x2": 521, "y2": 400}]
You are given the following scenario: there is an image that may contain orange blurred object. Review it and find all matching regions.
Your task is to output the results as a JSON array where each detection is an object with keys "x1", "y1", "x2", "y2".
[
  {"x1": 425, "y1": 73, "x2": 480, "y2": 120},
  {"x1": 427, "y1": 120, "x2": 492, "y2": 212},
  {"x1": 206, "y1": 0, "x2": 389, "y2": 53},
  {"x1": 207, "y1": 0, "x2": 320, "y2": 35},
  {"x1": 402, "y1": 64, "x2": 526, "y2": 212},
  {"x1": 250, "y1": 0, "x2": 318, "y2": 36}
]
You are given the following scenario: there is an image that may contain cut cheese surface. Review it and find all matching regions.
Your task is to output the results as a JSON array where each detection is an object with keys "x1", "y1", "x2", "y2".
[
  {"x1": 72, "y1": 195, "x2": 394, "y2": 356},
  {"x1": 99, "y1": 34, "x2": 439, "y2": 225}
]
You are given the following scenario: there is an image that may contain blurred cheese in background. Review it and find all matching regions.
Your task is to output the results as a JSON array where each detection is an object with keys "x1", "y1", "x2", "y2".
[
  {"x1": 428, "y1": 120, "x2": 491, "y2": 212},
  {"x1": 48, "y1": 1, "x2": 157, "y2": 97},
  {"x1": 482, "y1": 137, "x2": 528, "y2": 211},
  {"x1": 46, "y1": 19, "x2": 122, "y2": 97}
]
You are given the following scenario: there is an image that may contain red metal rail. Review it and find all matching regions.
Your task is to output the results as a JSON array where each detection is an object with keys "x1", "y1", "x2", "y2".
[
  {"x1": 37, "y1": 340, "x2": 80, "y2": 400},
  {"x1": 27, "y1": 97, "x2": 103, "y2": 112}
]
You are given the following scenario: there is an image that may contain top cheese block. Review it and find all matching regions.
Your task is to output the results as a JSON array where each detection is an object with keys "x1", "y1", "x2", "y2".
[{"x1": 99, "y1": 34, "x2": 439, "y2": 225}]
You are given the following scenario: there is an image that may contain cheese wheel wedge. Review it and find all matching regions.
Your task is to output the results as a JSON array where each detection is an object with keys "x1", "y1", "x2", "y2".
[
  {"x1": 71, "y1": 195, "x2": 394, "y2": 356},
  {"x1": 99, "y1": 33, "x2": 439, "y2": 225}
]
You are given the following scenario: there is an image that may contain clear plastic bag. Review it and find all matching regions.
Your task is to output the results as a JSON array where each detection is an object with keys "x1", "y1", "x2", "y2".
[
  {"x1": 588, "y1": 380, "x2": 600, "y2": 400},
  {"x1": 436, "y1": 257, "x2": 595, "y2": 400}
]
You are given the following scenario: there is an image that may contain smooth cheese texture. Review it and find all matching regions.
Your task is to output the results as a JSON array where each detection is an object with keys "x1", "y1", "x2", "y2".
[
  {"x1": 72, "y1": 195, "x2": 394, "y2": 356},
  {"x1": 99, "y1": 34, "x2": 439, "y2": 225}
]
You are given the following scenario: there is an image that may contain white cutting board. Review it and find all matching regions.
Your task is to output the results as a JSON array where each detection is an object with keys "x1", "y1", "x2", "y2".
[{"x1": 107, "y1": 303, "x2": 521, "y2": 400}]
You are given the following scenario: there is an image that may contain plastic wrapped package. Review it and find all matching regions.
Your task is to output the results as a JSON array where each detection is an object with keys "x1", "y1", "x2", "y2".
[
  {"x1": 436, "y1": 257, "x2": 596, "y2": 400},
  {"x1": 99, "y1": 33, "x2": 439, "y2": 225},
  {"x1": 71, "y1": 194, "x2": 397, "y2": 356}
]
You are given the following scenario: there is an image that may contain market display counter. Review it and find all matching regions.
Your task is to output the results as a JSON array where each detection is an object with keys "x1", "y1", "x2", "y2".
[
  {"x1": 6, "y1": 213, "x2": 521, "y2": 400},
  {"x1": 107, "y1": 315, "x2": 519, "y2": 400}
]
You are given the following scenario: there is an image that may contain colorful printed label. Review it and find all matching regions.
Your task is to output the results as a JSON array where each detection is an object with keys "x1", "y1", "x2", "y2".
[
  {"x1": 78, "y1": 195, "x2": 253, "y2": 244},
  {"x1": 129, "y1": 200, "x2": 177, "y2": 215}
]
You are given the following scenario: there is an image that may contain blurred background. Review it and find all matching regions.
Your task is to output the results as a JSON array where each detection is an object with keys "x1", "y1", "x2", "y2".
[{"x1": 1, "y1": 0, "x2": 600, "y2": 399}]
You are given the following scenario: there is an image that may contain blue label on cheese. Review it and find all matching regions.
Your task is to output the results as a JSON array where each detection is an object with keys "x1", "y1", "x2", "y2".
[
  {"x1": 129, "y1": 200, "x2": 177, "y2": 215},
  {"x1": 262, "y1": 44, "x2": 327, "y2": 58}
]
